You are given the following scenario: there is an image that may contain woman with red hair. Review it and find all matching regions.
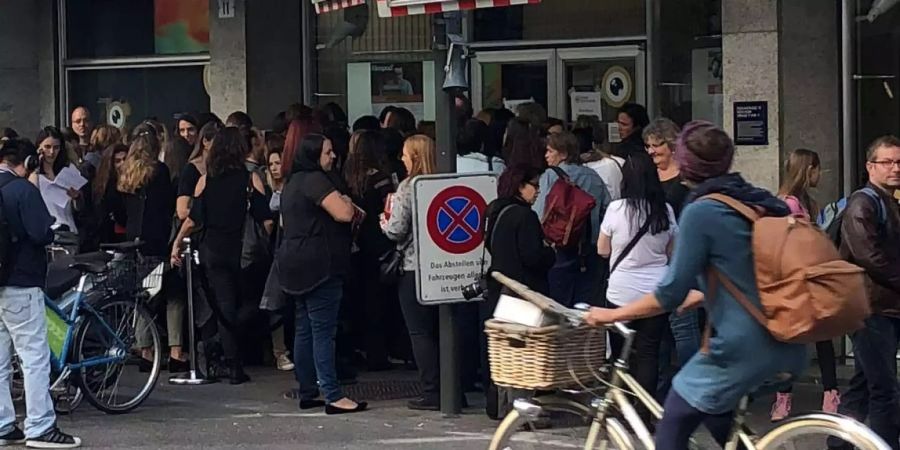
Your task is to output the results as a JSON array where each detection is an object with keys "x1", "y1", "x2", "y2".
[{"x1": 281, "y1": 119, "x2": 322, "y2": 176}]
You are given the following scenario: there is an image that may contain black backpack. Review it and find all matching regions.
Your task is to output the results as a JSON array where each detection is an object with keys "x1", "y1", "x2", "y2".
[{"x1": 0, "y1": 176, "x2": 20, "y2": 284}]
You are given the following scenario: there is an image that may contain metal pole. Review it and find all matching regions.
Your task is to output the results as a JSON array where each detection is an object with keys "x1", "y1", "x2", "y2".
[
  {"x1": 841, "y1": 0, "x2": 855, "y2": 196},
  {"x1": 170, "y1": 237, "x2": 217, "y2": 385},
  {"x1": 644, "y1": 0, "x2": 659, "y2": 116},
  {"x1": 434, "y1": 43, "x2": 461, "y2": 416}
]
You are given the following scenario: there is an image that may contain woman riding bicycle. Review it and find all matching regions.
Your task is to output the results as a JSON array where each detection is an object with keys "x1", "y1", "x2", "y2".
[{"x1": 585, "y1": 121, "x2": 806, "y2": 450}]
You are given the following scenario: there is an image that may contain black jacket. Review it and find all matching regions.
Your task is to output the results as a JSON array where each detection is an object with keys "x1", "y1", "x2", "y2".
[
  {"x1": 484, "y1": 197, "x2": 555, "y2": 300},
  {"x1": 840, "y1": 183, "x2": 900, "y2": 317}
]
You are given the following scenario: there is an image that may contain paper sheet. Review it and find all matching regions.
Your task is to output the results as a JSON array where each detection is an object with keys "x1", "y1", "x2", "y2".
[
  {"x1": 43, "y1": 184, "x2": 72, "y2": 208},
  {"x1": 53, "y1": 166, "x2": 88, "y2": 191}
]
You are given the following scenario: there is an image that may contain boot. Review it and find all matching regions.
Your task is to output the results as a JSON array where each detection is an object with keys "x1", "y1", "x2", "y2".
[{"x1": 228, "y1": 360, "x2": 250, "y2": 385}]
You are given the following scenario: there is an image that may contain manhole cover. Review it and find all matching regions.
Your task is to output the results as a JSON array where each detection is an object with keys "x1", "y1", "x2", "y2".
[{"x1": 343, "y1": 379, "x2": 422, "y2": 401}]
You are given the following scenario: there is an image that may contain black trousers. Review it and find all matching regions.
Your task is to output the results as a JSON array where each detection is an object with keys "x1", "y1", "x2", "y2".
[
  {"x1": 608, "y1": 310, "x2": 668, "y2": 421},
  {"x1": 201, "y1": 261, "x2": 243, "y2": 363},
  {"x1": 397, "y1": 271, "x2": 440, "y2": 395}
]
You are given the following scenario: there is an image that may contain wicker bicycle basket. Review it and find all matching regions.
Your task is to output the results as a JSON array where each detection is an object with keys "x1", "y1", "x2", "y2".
[{"x1": 485, "y1": 319, "x2": 606, "y2": 390}]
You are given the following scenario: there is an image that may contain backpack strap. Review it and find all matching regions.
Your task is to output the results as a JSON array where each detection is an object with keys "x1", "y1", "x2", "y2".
[
  {"x1": 549, "y1": 166, "x2": 572, "y2": 184},
  {"x1": 701, "y1": 193, "x2": 761, "y2": 222},
  {"x1": 859, "y1": 187, "x2": 888, "y2": 226}
]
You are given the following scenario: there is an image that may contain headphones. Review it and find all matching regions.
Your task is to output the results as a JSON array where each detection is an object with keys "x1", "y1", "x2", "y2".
[{"x1": 24, "y1": 154, "x2": 39, "y2": 172}]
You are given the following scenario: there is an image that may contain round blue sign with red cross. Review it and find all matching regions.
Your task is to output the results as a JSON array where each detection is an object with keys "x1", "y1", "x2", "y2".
[{"x1": 426, "y1": 185, "x2": 488, "y2": 254}]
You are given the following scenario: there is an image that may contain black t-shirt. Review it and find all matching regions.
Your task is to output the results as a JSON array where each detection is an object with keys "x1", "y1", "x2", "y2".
[
  {"x1": 352, "y1": 170, "x2": 395, "y2": 258},
  {"x1": 278, "y1": 171, "x2": 351, "y2": 295},
  {"x1": 124, "y1": 163, "x2": 175, "y2": 257},
  {"x1": 661, "y1": 174, "x2": 690, "y2": 219},
  {"x1": 178, "y1": 162, "x2": 202, "y2": 198},
  {"x1": 191, "y1": 169, "x2": 271, "y2": 264}
]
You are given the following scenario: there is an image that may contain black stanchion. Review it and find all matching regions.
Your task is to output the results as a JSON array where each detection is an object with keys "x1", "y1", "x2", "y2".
[{"x1": 170, "y1": 237, "x2": 217, "y2": 386}]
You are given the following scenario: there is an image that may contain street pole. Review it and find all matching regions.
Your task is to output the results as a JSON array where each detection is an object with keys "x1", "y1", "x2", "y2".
[{"x1": 434, "y1": 47, "x2": 461, "y2": 417}]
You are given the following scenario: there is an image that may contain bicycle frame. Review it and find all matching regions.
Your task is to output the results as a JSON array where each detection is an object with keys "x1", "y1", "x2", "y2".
[
  {"x1": 512, "y1": 321, "x2": 759, "y2": 450},
  {"x1": 45, "y1": 273, "x2": 130, "y2": 374}
]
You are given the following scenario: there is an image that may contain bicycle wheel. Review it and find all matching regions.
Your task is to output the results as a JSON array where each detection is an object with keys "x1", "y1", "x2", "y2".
[
  {"x1": 756, "y1": 413, "x2": 891, "y2": 450},
  {"x1": 11, "y1": 355, "x2": 83, "y2": 414},
  {"x1": 73, "y1": 295, "x2": 161, "y2": 414},
  {"x1": 488, "y1": 395, "x2": 597, "y2": 450}
]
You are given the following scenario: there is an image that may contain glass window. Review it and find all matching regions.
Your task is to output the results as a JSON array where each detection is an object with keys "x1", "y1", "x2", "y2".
[
  {"x1": 473, "y1": 0, "x2": 645, "y2": 42},
  {"x1": 657, "y1": 0, "x2": 723, "y2": 127},
  {"x1": 66, "y1": 0, "x2": 209, "y2": 59},
  {"x1": 480, "y1": 62, "x2": 549, "y2": 112},
  {"x1": 67, "y1": 65, "x2": 210, "y2": 131}
]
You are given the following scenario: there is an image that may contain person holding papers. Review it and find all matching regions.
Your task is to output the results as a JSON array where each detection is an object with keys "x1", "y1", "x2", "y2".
[{"x1": 30, "y1": 126, "x2": 85, "y2": 233}]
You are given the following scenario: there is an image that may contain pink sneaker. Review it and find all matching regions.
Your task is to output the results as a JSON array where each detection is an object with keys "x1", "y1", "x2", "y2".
[
  {"x1": 822, "y1": 389, "x2": 841, "y2": 414},
  {"x1": 770, "y1": 392, "x2": 792, "y2": 422}
]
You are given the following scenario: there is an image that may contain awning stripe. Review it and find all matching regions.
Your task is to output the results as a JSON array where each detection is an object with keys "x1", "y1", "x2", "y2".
[{"x1": 376, "y1": 0, "x2": 541, "y2": 18}]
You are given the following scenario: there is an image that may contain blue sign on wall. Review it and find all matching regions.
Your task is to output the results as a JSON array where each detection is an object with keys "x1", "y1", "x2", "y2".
[{"x1": 734, "y1": 101, "x2": 768, "y2": 146}]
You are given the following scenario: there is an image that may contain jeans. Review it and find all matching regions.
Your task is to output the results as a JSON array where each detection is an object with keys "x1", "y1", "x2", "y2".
[
  {"x1": 655, "y1": 390, "x2": 734, "y2": 450},
  {"x1": 658, "y1": 310, "x2": 702, "y2": 399},
  {"x1": 831, "y1": 315, "x2": 900, "y2": 450},
  {"x1": 201, "y1": 262, "x2": 242, "y2": 362},
  {"x1": 0, "y1": 287, "x2": 56, "y2": 438},
  {"x1": 397, "y1": 271, "x2": 440, "y2": 396},
  {"x1": 292, "y1": 277, "x2": 344, "y2": 403},
  {"x1": 548, "y1": 249, "x2": 603, "y2": 307}
]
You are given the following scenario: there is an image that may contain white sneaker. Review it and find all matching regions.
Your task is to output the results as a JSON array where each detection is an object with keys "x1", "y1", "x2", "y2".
[{"x1": 276, "y1": 354, "x2": 295, "y2": 371}]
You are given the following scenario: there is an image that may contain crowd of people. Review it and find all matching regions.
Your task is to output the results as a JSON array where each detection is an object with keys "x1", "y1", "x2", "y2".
[{"x1": 1, "y1": 94, "x2": 899, "y2": 449}]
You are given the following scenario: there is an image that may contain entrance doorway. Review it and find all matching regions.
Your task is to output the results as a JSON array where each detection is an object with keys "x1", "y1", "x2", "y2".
[{"x1": 472, "y1": 45, "x2": 645, "y2": 128}]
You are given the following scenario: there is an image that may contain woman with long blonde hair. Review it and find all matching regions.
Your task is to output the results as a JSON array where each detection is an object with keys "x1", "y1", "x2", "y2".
[
  {"x1": 380, "y1": 134, "x2": 443, "y2": 410},
  {"x1": 770, "y1": 148, "x2": 838, "y2": 421},
  {"x1": 120, "y1": 123, "x2": 179, "y2": 370}
]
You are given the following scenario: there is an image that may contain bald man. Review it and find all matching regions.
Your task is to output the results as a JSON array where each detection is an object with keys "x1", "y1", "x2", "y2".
[{"x1": 70, "y1": 106, "x2": 91, "y2": 146}]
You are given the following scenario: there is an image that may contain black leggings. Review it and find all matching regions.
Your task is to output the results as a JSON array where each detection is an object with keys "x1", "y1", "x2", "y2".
[
  {"x1": 201, "y1": 262, "x2": 242, "y2": 362},
  {"x1": 608, "y1": 311, "x2": 668, "y2": 421},
  {"x1": 655, "y1": 389, "x2": 734, "y2": 450},
  {"x1": 780, "y1": 340, "x2": 837, "y2": 392}
]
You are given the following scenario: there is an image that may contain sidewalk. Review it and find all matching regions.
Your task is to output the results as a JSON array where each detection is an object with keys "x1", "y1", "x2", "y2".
[{"x1": 44, "y1": 365, "x2": 853, "y2": 449}]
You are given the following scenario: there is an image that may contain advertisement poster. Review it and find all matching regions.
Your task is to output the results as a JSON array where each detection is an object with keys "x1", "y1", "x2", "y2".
[
  {"x1": 371, "y1": 62, "x2": 424, "y2": 121},
  {"x1": 154, "y1": 0, "x2": 210, "y2": 54}
]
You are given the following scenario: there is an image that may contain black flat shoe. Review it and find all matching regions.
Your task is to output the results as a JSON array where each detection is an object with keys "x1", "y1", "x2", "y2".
[
  {"x1": 168, "y1": 357, "x2": 189, "y2": 373},
  {"x1": 407, "y1": 396, "x2": 440, "y2": 411},
  {"x1": 325, "y1": 401, "x2": 368, "y2": 415},
  {"x1": 299, "y1": 399, "x2": 326, "y2": 410}
]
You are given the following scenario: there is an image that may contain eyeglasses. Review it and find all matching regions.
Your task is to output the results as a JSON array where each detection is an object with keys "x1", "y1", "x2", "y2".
[
  {"x1": 527, "y1": 181, "x2": 540, "y2": 189},
  {"x1": 869, "y1": 160, "x2": 900, "y2": 169}
]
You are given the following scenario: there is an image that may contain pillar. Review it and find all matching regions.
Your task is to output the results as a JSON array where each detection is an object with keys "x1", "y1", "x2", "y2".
[
  {"x1": 722, "y1": 0, "x2": 841, "y2": 199},
  {"x1": 208, "y1": 0, "x2": 302, "y2": 125}
]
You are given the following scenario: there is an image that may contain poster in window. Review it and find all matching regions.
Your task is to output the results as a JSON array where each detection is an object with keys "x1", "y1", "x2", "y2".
[
  {"x1": 155, "y1": 0, "x2": 210, "y2": 54},
  {"x1": 371, "y1": 62, "x2": 425, "y2": 121}
]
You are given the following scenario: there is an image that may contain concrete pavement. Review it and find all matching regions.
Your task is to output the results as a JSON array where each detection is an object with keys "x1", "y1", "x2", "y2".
[{"x1": 32, "y1": 366, "x2": 858, "y2": 449}]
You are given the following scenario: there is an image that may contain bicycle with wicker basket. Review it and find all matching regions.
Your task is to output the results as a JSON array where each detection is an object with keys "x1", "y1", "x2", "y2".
[{"x1": 486, "y1": 272, "x2": 889, "y2": 450}]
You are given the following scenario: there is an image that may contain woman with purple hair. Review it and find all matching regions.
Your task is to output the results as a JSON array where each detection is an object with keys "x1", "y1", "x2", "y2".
[{"x1": 585, "y1": 121, "x2": 805, "y2": 450}]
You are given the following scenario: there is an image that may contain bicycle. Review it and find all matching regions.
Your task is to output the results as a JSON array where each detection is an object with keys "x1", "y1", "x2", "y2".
[
  {"x1": 37, "y1": 240, "x2": 163, "y2": 414},
  {"x1": 486, "y1": 272, "x2": 890, "y2": 450}
]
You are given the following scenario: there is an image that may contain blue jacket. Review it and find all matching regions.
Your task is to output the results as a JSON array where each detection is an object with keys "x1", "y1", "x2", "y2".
[
  {"x1": 0, "y1": 170, "x2": 54, "y2": 288},
  {"x1": 533, "y1": 163, "x2": 610, "y2": 244}
]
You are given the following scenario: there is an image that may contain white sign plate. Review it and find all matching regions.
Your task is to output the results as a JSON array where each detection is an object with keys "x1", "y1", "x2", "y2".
[{"x1": 412, "y1": 173, "x2": 498, "y2": 305}]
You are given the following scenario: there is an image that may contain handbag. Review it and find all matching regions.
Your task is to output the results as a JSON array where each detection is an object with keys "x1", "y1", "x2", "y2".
[
  {"x1": 241, "y1": 174, "x2": 272, "y2": 269},
  {"x1": 378, "y1": 237, "x2": 409, "y2": 285}
]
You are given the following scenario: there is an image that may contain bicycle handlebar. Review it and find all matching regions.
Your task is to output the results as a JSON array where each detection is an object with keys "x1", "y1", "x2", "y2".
[{"x1": 490, "y1": 271, "x2": 635, "y2": 336}]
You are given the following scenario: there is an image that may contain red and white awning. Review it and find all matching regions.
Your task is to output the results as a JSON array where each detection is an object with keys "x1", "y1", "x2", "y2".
[
  {"x1": 376, "y1": 0, "x2": 542, "y2": 18},
  {"x1": 312, "y1": 0, "x2": 366, "y2": 14}
]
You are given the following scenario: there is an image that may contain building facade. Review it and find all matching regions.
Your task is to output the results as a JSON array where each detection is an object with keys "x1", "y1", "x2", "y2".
[{"x1": 0, "y1": 0, "x2": 897, "y2": 202}]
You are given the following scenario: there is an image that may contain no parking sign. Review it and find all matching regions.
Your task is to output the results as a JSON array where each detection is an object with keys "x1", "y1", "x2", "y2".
[{"x1": 412, "y1": 173, "x2": 497, "y2": 305}]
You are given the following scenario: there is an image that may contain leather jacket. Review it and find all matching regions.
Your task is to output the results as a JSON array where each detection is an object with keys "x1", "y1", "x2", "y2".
[{"x1": 840, "y1": 183, "x2": 900, "y2": 317}]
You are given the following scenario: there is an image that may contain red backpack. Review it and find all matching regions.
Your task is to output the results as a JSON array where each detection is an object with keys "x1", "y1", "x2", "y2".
[{"x1": 541, "y1": 167, "x2": 597, "y2": 248}]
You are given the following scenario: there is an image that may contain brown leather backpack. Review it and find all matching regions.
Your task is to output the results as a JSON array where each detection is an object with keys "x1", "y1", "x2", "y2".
[{"x1": 705, "y1": 194, "x2": 870, "y2": 344}]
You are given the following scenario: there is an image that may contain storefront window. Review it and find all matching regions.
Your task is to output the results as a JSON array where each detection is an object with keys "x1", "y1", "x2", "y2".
[
  {"x1": 657, "y1": 0, "x2": 723, "y2": 127},
  {"x1": 473, "y1": 0, "x2": 645, "y2": 42},
  {"x1": 854, "y1": 2, "x2": 900, "y2": 178},
  {"x1": 67, "y1": 65, "x2": 210, "y2": 130},
  {"x1": 66, "y1": 0, "x2": 209, "y2": 58}
]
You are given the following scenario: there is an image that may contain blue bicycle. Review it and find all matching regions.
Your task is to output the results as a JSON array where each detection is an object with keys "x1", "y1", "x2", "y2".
[{"x1": 41, "y1": 240, "x2": 162, "y2": 414}]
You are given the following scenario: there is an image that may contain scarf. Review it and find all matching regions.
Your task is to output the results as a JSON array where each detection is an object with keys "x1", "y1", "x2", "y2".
[{"x1": 688, "y1": 173, "x2": 790, "y2": 217}]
